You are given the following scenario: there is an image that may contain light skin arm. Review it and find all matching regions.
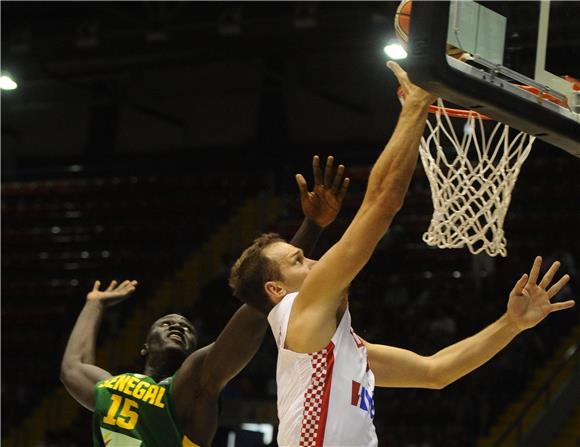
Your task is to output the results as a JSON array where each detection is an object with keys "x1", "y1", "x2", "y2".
[
  {"x1": 365, "y1": 257, "x2": 574, "y2": 389},
  {"x1": 287, "y1": 62, "x2": 437, "y2": 353},
  {"x1": 60, "y1": 280, "x2": 138, "y2": 411}
]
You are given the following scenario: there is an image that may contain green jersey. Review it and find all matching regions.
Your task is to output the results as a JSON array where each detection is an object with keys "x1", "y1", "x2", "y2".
[{"x1": 93, "y1": 373, "x2": 199, "y2": 447}]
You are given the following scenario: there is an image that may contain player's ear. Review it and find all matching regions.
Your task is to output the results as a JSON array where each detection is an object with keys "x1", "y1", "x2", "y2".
[
  {"x1": 140, "y1": 344, "x2": 148, "y2": 357},
  {"x1": 264, "y1": 281, "x2": 286, "y2": 302}
]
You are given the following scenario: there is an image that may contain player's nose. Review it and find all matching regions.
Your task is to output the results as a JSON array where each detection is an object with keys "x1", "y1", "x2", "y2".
[{"x1": 168, "y1": 322, "x2": 184, "y2": 333}]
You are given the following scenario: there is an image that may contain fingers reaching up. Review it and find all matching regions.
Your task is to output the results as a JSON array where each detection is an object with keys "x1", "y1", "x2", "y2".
[
  {"x1": 510, "y1": 273, "x2": 529, "y2": 296},
  {"x1": 295, "y1": 155, "x2": 350, "y2": 228},
  {"x1": 387, "y1": 61, "x2": 412, "y2": 96},
  {"x1": 312, "y1": 155, "x2": 323, "y2": 186},
  {"x1": 525, "y1": 256, "x2": 571, "y2": 300},
  {"x1": 386, "y1": 61, "x2": 437, "y2": 105},
  {"x1": 295, "y1": 173, "x2": 309, "y2": 201},
  {"x1": 323, "y1": 156, "x2": 334, "y2": 188},
  {"x1": 87, "y1": 279, "x2": 139, "y2": 307},
  {"x1": 538, "y1": 260, "x2": 560, "y2": 290},
  {"x1": 508, "y1": 256, "x2": 575, "y2": 331}
]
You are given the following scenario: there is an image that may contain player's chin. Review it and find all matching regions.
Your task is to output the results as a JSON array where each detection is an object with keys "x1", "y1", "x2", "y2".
[{"x1": 162, "y1": 341, "x2": 190, "y2": 355}]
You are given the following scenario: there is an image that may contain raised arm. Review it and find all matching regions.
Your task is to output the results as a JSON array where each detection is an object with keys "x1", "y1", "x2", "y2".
[
  {"x1": 60, "y1": 280, "x2": 137, "y2": 410},
  {"x1": 173, "y1": 304, "x2": 268, "y2": 402},
  {"x1": 366, "y1": 257, "x2": 574, "y2": 389},
  {"x1": 287, "y1": 62, "x2": 436, "y2": 352}
]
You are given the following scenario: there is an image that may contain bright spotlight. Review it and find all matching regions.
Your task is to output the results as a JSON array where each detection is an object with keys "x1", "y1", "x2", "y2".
[
  {"x1": 0, "y1": 75, "x2": 18, "y2": 90},
  {"x1": 383, "y1": 43, "x2": 407, "y2": 60}
]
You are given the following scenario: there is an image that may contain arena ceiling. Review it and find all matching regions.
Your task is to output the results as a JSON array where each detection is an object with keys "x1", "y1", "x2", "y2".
[{"x1": 3, "y1": 2, "x2": 578, "y2": 83}]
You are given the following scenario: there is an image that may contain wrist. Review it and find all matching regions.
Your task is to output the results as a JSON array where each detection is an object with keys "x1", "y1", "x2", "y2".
[
  {"x1": 500, "y1": 313, "x2": 523, "y2": 336},
  {"x1": 304, "y1": 217, "x2": 325, "y2": 231},
  {"x1": 85, "y1": 298, "x2": 106, "y2": 312},
  {"x1": 404, "y1": 96, "x2": 432, "y2": 112}
]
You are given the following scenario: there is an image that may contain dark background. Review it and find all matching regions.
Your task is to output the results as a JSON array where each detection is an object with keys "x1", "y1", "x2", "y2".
[{"x1": 2, "y1": 2, "x2": 579, "y2": 447}]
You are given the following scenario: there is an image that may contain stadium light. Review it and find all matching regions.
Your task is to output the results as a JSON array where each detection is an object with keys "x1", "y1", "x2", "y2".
[
  {"x1": 240, "y1": 423, "x2": 274, "y2": 444},
  {"x1": 383, "y1": 43, "x2": 407, "y2": 60},
  {"x1": 0, "y1": 74, "x2": 17, "y2": 90}
]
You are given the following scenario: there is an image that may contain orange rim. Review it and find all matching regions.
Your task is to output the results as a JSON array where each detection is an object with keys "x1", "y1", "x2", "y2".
[
  {"x1": 397, "y1": 81, "x2": 572, "y2": 120},
  {"x1": 397, "y1": 86, "x2": 491, "y2": 120},
  {"x1": 427, "y1": 103, "x2": 491, "y2": 119}
]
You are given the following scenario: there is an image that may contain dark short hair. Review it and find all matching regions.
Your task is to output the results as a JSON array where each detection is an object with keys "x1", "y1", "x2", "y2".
[{"x1": 229, "y1": 233, "x2": 285, "y2": 314}]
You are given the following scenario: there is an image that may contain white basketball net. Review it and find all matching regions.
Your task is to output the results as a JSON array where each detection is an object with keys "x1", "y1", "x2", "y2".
[{"x1": 419, "y1": 99, "x2": 536, "y2": 257}]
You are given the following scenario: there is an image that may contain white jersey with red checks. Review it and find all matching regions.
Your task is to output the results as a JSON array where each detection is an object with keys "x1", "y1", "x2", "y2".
[{"x1": 268, "y1": 292, "x2": 378, "y2": 447}]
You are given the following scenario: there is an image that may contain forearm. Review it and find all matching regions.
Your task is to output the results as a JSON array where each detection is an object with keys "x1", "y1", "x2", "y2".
[
  {"x1": 203, "y1": 305, "x2": 268, "y2": 391},
  {"x1": 366, "y1": 98, "x2": 430, "y2": 207},
  {"x1": 429, "y1": 314, "x2": 521, "y2": 388},
  {"x1": 61, "y1": 300, "x2": 105, "y2": 369},
  {"x1": 332, "y1": 99, "x2": 432, "y2": 271},
  {"x1": 290, "y1": 218, "x2": 323, "y2": 257}
]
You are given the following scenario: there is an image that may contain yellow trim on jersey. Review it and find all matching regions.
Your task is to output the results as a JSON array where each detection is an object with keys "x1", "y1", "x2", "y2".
[{"x1": 183, "y1": 435, "x2": 201, "y2": 447}]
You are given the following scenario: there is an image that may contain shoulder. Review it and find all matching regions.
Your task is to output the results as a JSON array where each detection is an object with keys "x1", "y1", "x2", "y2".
[
  {"x1": 267, "y1": 292, "x2": 298, "y2": 344},
  {"x1": 268, "y1": 292, "x2": 298, "y2": 323}
]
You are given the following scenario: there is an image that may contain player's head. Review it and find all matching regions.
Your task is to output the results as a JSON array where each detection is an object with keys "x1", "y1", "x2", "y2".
[
  {"x1": 141, "y1": 313, "x2": 198, "y2": 361},
  {"x1": 229, "y1": 233, "x2": 317, "y2": 314}
]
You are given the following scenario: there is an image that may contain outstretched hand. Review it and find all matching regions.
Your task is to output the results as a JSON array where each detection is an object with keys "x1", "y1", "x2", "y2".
[
  {"x1": 296, "y1": 155, "x2": 350, "y2": 228},
  {"x1": 87, "y1": 280, "x2": 138, "y2": 308},
  {"x1": 507, "y1": 256, "x2": 575, "y2": 331},
  {"x1": 386, "y1": 61, "x2": 437, "y2": 105}
]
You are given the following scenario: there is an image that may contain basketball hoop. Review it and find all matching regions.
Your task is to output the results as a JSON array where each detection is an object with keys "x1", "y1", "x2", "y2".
[{"x1": 397, "y1": 87, "x2": 539, "y2": 257}]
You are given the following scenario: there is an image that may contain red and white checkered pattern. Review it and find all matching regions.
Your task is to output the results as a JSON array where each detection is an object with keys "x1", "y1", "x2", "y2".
[{"x1": 299, "y1": 348, "x2": 331, "y2": 447}]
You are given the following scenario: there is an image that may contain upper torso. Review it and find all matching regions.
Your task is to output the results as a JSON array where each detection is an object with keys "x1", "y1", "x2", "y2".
[
  {"x1": 93, "y1": 373, "x2": 200, "y2": 447},
  {"x1": 268, "y1": 292, "x2": 378, "y2": 447}
]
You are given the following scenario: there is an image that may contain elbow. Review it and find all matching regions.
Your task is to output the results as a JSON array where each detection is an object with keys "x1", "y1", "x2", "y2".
[
  {"x1": 424, "y1": 373, "x2": 449, "y2": 390},
  {"x1": 430, "y1": 378, "x2": 450, "y2": 390},
  {"x1": 375, "y1": 189, "x2": 405, "y2": 216},
  {"x1": 363, "y1": 180, "x2": 407, "y2": 217},
  {"x1": 425, "y1": 361, "x2": 452, "y2": 390},
  {"x1": 60, "y1": 361, "x2": 75, "y2": 386},
  {"x1": 60, "y1": 365, "x2": 70, "y2": 385}
]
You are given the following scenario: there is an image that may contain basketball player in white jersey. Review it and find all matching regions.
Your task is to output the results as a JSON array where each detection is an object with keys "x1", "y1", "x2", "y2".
[{"x1": 229, "y1": 62, "x2": 575, "y2": 447}]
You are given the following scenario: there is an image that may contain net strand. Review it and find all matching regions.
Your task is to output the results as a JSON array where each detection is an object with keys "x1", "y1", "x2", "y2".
[{"x1": 419, "y1": 98, "x2": 535, "y2": 257}]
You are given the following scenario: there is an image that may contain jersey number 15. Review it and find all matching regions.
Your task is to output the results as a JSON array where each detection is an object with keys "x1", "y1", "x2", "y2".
[{"x1": 103, "y1": 395, "x2": 139, "y2": 430}]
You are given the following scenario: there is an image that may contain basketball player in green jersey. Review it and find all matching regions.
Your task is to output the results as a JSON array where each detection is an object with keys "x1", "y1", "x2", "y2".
[{"x1": 60, "y1": 155, "x2": 350, "y2": 447}]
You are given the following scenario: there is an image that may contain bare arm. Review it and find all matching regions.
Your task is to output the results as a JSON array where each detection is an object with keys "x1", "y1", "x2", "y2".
[
  {"x1": 365, "y1": 315, "x2": 520, "y2": 389},
  {"x1": 290, "y1": 218, "x2": 323, "y2": 257},
  {"x1": 60, "y1": 280, "x2": 137, "y2": 410},
  {"x1": 366, "y1": 257, "x2": 574, "y2": 389},
  {"x1": 173, "y1": 304, "x2": 268, "y2": 401},
  {"x1": 287, "y1": 62, "x2": 436, "y2": 353}
]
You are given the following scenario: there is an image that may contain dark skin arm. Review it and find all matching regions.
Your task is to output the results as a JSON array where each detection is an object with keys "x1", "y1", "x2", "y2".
[
  {"x1": 172, "y1": 156, "x2": 350, "y2": 446},
  {"x1": 60, "y1": 280, "x2": 138, "y2": 411}
]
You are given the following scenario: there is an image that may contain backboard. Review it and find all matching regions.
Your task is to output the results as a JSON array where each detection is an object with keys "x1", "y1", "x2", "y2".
[{"x1": 405, "y1": 0, "x2": 579, "y2": 157}]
